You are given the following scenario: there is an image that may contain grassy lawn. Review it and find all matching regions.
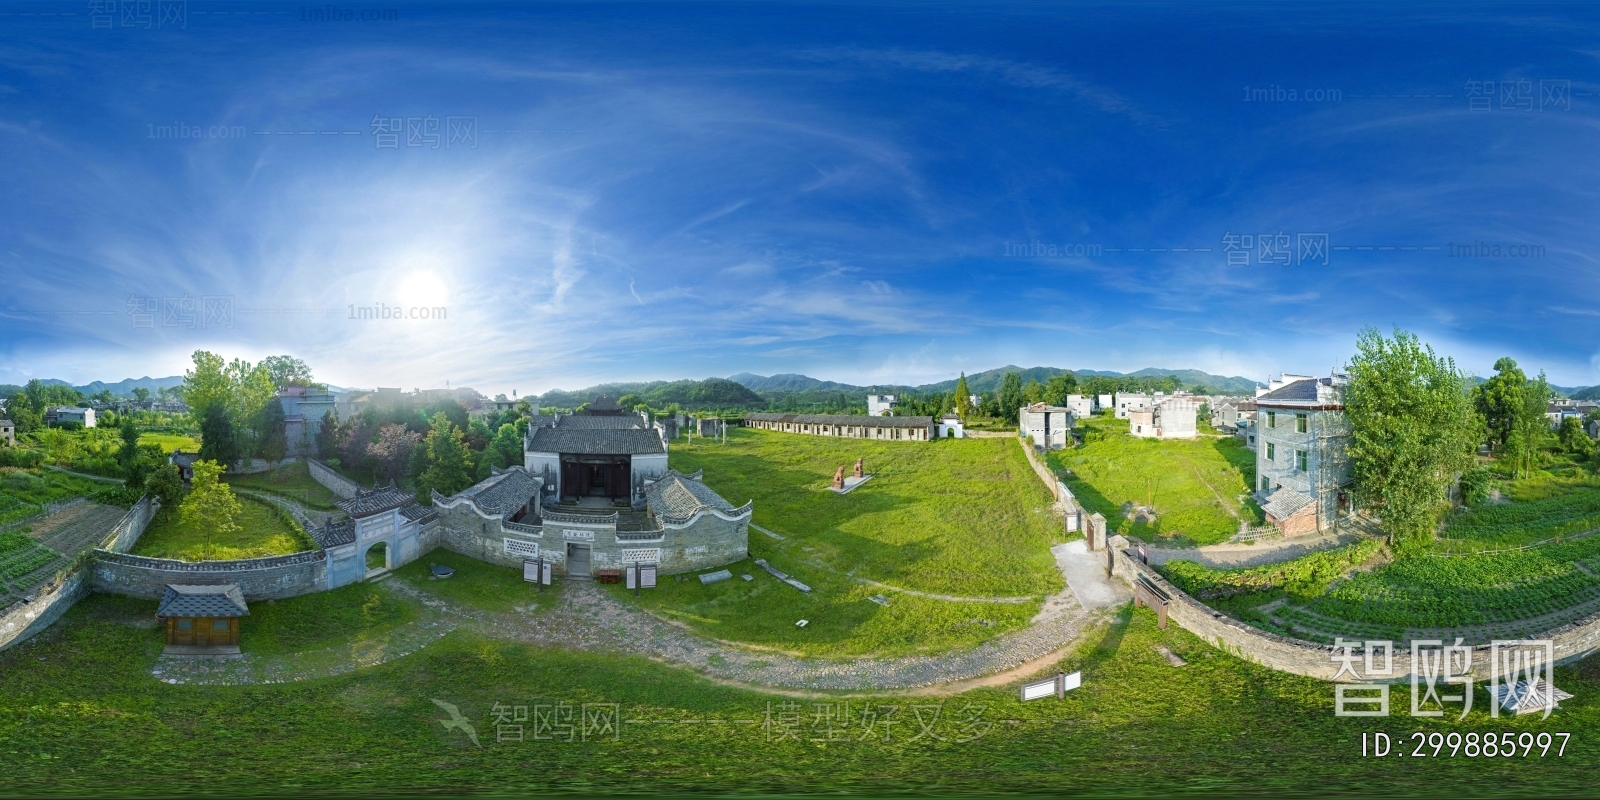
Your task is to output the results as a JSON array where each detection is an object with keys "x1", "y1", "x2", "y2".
[
  {"x1": 224, "y1": 459, "x2": 341, "y2": 511},
  {"x1": 130, "y1": 495, "x2": 314, "y2": 561},
  {"x1": 638, "y1": 429, "x2": 1061, "y2": 657},
  {"x1": 2, "y1": 594, "x2": 1598, "y2": 796},
  {"x1": 1048, "y1": 416, "x2": 1259, "y2": 546},
  {"x1": 136, "y1": 432, "x2": 200, "y2": 453},
  {"x1": 608, "y1": 555, "x2": 1038, "y2": 658},
  {"x1": 671, "y1": 428, "x2": 1063, "y2": 597},
  {"x1": 241, "y1": 582, "x2": 425, "y2": 656},
  {"x1": 393, "y1": 549, "x2": 559, "y2": 614}
]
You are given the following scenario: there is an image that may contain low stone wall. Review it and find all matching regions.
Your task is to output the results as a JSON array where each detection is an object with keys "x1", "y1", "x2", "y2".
[
  {"x1": 89, "y1": 549, "x2": 329, "y2": 601},
  {"x1": 307, "y1": 458, "x2": 361, "y2": 499},
  {"x1": 0, "y1": 496, "x2": 159, "y2": 652},
  {"x1": 1017, "y1": 436, "x2": 1061, "y2": 500},
  {"x1": 1111, "y1": 538, "x2": 1600, "y2": 681}
]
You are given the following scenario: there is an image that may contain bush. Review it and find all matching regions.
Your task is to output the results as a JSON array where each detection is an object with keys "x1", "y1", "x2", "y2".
[
  {"x1": 0, "y1": 448, "x2": 45, "y2": 468},
  {"x1": 1459, "y1": 465, "x2": 1502, "y2": 506},
  {"x1": 1161, "y1": 539, "x2": 1386, "y2": 600},
  {"x1": 90, "y1": 484, "x2": 144, "y2": 507}
]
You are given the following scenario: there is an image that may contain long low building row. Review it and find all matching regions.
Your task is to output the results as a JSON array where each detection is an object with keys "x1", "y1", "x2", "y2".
[{"x1": 741, "y1": 412, "x2": 937, "y2": 440}]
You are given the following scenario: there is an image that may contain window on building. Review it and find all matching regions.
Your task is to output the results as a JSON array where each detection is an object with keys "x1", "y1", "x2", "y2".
[
  {"x1": 1267, "y1": 411, "x2": 1276, "y2": 428},
  {"x1": 1261, "y1": 476, "x2": 1269, "y2": 492},
  {"x1": 212, "y1": 619, "x2": 231, "y2": 631},
  {"x1": 1267, "y1": 442, "x2": 1275, "y2": 461},
  {"x1": 1296, "y1": 413, "x2": 1308, "y2": 433},
  {"x1": 1296, "y1": 450, "x2": 1307, "y2": 472}
]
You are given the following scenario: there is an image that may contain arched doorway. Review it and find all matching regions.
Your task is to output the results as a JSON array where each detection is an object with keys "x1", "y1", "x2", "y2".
[{"x1": 364, "y1": 541, "x2": 390, "y2": 578}]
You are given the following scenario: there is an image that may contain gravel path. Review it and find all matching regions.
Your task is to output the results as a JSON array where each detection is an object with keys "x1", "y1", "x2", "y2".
[
  {"x1": 231, "y1": 488, "x2": 339, "y2": 529},
  {"x1": 155, "y1": 573, "x2": 1112, "y2": 691}
]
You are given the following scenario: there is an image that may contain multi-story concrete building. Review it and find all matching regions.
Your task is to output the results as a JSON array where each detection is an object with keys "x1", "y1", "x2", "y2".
[
  {"x1": 44, "y1": 406, "x2": 95, "y2": 428},
  {"x1": 1130, "y1": 396, "x2": 1199, "y2": 439},
  {"x1": 867, "y1": 394, "x2": 898, "y2": 416},
  {"x1": 1254, "y1": 373, "x2": 1351, "y2": 536},
  {"x1": 1019, "y1": 403, "x2": 1073, "y2": 450},
  {"x1": 1065, "y1": 394, "x2": 1097, "y2": 418},
  {"x1": 278, "y1": 386, "x2": 338, "y2": 457},
  {"x1": 1113, "y1": 393, "x2": 1152, "y2": 419}
]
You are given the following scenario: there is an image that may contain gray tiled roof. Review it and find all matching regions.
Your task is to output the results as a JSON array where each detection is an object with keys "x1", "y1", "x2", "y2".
[
  {"x1": 310, "y1": 517, "x2": 356, "y2": 548},
  {"x1": 1261, "y1": 487, "x2": 1315, "y2": 520},
  {"x1": 645, "y1": 470, "x2": 743, "y2": 524},
  {"x1": 1256, "y1": 379, "x2": 1321, "y2": 402},
  {"x1": 553, "y1": 415, "x2": 646, "y2": 430},
  {"x1": 157, "y1": 584, "x2": 249, "y2": 618},
  {"x1": 526, "y1": 425, "x2": 665, "y2": 455},
  {"x1": 742, "y1": 413, "x2": 934, "y2": 428},
  {"x1": 400, "y1": 503, "x2": 438, "y2": 524},
  {"x1": 336, "y1": 487, "x2": 414, "y2": 518},
  {"x1": 587, "y1": 396, "x2": 623, "y2": 412},
  {"x1": 170, "y1": 451, "x2": 201, "y2": 467},
  {"x1": 445, "y1": 467, "x2": 542, "y2": 516}
]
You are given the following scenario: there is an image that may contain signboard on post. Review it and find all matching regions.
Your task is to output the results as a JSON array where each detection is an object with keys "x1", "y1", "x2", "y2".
[
  {"x1": 626, "y1": 564, "x2": 638, "y2": 590},
  {"x1": 640, "y1": 564, "x2": 657, "y2": 588},
  {"x1": 1020, "y1": 671, "x2": 1083, "y2": 702},
  {"x1": 523, "y1": 559, "x2": 539, "y2": 583},
  {"x1": 541, "y1": 560, "x2": 552, "y2": 586}
]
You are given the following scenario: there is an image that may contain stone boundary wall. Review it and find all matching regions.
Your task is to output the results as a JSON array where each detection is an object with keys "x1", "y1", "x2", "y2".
[
  {"x1": 1016, "y1": 436, "x2": 1064, "y2": 501},
  {"x1": 1111, "y1": 538, "x2": 1600, "y2": 681},
  {"x1": 89, "y1": 549, "x2": 329, "y2": 601},
  {"x1": 307, "y1": 458, "x2": 361, "y2": 499},
  {"x1": 0, "y1": 496, "x2": 159, "y2": 653}
]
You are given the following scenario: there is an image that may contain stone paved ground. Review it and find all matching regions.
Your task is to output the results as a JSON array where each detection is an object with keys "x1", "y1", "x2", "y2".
[{"x1": 153, "y1": 569, "x2": 1115, "y2": 692}]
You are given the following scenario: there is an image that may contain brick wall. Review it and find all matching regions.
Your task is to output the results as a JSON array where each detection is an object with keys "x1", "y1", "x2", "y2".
[
  {"x1": 307, "y1": 459, "x2": 362, "y2": 499},
  {"x1": 89, "y1": 550, "x2": 329, "y2": 601}
]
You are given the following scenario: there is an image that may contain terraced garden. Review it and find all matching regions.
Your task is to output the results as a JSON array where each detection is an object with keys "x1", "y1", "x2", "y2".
[
  {"x1": 1162, "y1": 485, "x2": 1600, "y2": 645},
  {"x1": 0, "y1": 503, "x2": 129, "y2": 609}
]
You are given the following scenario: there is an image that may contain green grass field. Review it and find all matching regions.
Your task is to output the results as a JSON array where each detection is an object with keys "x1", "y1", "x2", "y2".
[
  {"x1": 224, "y1": 459, "x2": 341, "y2": 511},
  {"x1": 392, "y1": 549, "x2": 561, "y2": 614},
  {"x1": 643, "y1": 429, "x2": 1062, "y2": 656},
  {"x1": 136, "y1": 432, "x2": 200, "y2": 453},
  {"x1": 241, "y1": 581, "x2": 425, "y2": 656},
  {"x1": 130, "y1": 495, "x2": 314, "y2": 561},
  {"x1": 671, "y1": 428, "x2": 1063, "y2": 597},
  {"x1": 2, "y1": 593, "x2": 1596, "y2": 796},
  {"x1": 1048, "y1": 416, "x2": 1259, "y2": 546}
]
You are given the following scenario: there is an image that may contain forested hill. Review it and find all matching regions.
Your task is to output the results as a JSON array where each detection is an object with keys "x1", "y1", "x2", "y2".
[
  {"x1": 536, "y1": 377, "x2": 763, "y2": 411},
  {"x1": 727, "y1": 366, "x2": 1262, "y2": 396}
]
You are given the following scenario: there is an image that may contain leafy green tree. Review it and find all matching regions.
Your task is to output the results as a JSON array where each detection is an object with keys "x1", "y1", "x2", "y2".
[
  {"x1": 1473, "y1": 357, "x2": 1527, "y2": 452},
  {"x1": 1345, "y1": 327, "x2": 1480, "y2": 554},
  {"x1": 260, "y1": 355, "x2": 315, "y2": 389},
  {"x1": 1557, "y1": 416, "x2": 1595, "y2": 457},
  {"x1": 1022, "y1": 379, "x2": 1044, "y2": 405},
  {"x1": 197, "y1": 404, "x2": 240, "y2": 468},
  {"x1": 998, "y1": 371, "x2": 1024, "y2": 423},
  {"x1": 491, "y1": 424, "x2": 522, "y2": 468},
  {"x1": 179, "y1": 460, "x2": 240, "y2": 561},
  {"x1": 181, "y1": 350, "x2": 233, "y2": 421},
  {"x1": 254, "y1": 397, "x2": 288, "y2": 465},
  {"x1": 418, "y1": 412, "x2": 472, "y2": 500},
  {"x1": 1504, "y1": 373, "x2": 1552, "y2": 479},
  {"x1": 131, "y1": 387, "x2": 151, "y2": 405},
  {"x1": 314, "y1": 410, "x2": 341, "y2": 460},
  {"x1": 953, "y1": 373, "x2": 973, "y2": 419},
  {"x1": 1044, "y1": 373, "x2": 1077, "y2": 407},
  {"x1": 91, "y1": 389, "x2": 116, "y2": 405},
  {"x1": 369, "y1": 423, "x2": 421, "y2": 482},
  {"x1": 144, "y1": 463, "x2": 185, "y2": 510},
  {"x1": 116, "y1": 419, "x2": 148, "y2": 484}
]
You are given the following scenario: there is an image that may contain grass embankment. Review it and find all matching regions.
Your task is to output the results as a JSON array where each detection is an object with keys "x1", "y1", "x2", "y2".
[
  {"x1": 1048, "y1": 415, "x2": 1260, "y2": 546},
  {"x1": 647, "y1": 428, "x2": 1062, "y2": 656},
  {"x1": 224, "y1": 460, "x2": 341, "y2": 511},
  {"x1": 130, "y1": 495, "x2": 314, "y2": 561},
  {"x1": 2, "y1": 594, "x2": 1597, "y2": 796},
  {"x1": 0, "y1": 469, "x2": 101, "y2": 527}
]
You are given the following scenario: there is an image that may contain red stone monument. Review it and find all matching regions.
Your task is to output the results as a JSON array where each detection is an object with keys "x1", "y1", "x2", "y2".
[
  {"x1": 852, "y1": 458, "x2": 864, "y2": 479},
  {"x1": 832, "y1": 466, "x2": 846, "y2": 490}
]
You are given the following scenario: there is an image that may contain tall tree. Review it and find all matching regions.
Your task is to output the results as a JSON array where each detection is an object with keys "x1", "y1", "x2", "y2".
[
  {"x1": 1557, "y1": 416, "x2": 1595, "y2": 457},
  {"x1": 180, "y1": 350, "x2": 233, "y2": 421},
  {"x1": 131, "y1": 387, "x2": 151, "y2": 405},
  {"x1": 998, "y1": 371, "x2": 1025, "y2": 423},
  {"x1": 260, "y1": 355, "x2": 315, "y2": 389},
  {"x1": 1473, "y1": 357, "x2": 1527, "y2": 451},
  {"x1": 1044, "y1": 373, "x2": 1077, "y2": 407},
  {"x1": 197, "y1": 404, "x2": 240, "y2": 468},
  {"x1": 490, "y1": 423, "x2": 522, "y2": 469},
  {"x1": 953, "y1": 373, "x2": 973, "y2": 419},
  {"x1": 178, "y1": 460, "x2": 241, "y2": 561},
  {"x1": 1504, "y1": 372, "x2": 1553, "y2": 478},
  {"x1": 369, "y1": 423, "x2": 422, "y2": 481},
  {"x1": 117, "y1": 419, "x2": 147, "y2": 485},
  {"x1": 254, "y1": 398, "x2": 288, "y2": 465},
  {"x1": 418, "y1": 412, "x2": 472, "y2": 500},
  {"x1": 1345, "y1": 328, "x2": 1481, "y2": 553},
  {"x1": 144, "y1": 463, "x2": 185, "y2": 510}
]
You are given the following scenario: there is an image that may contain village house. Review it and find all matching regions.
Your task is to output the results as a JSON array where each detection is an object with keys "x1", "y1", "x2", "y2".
[
  {"x1": 156, "y1": 583, "x2": 249, "y2": 653},
  {"x1": 867, "y1": 394, "x2": 898, "y2": 416},
  {"x1": 743, "y1": 412, "x2": 935, "y2": 440},
  {"x1": 277, "y1": 385, "x2": 338, "y2": 457},
  {"x1": 1019, "y1": 402, "x2": 1073, "y2": 450},
  {"x1": 44, "y1": 406, "x2": 95, "y2": 428},
  {"x1": 1113, "y1": 393, "x2": 1152, "y2": 420},
  {"x1": 1254, "y1": 372, "x2": 1352, "y2": 536},
  {"x1": 0, "y1": 419, "x2": 12, "y2": 447},
  {"x1": 523, "y1": 401, "x2": 671, "y2": 506},
  {"x1": 1065, "y1": 394, "x2": 1098, "y2": 418},
  {"x1": 1129, "y1": 396, "x2": 1199, "y2": 439}
]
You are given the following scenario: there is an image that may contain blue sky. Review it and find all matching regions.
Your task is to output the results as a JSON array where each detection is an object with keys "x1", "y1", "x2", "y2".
[{"x1": 2, "y1": 1, "x2": 1597, "y2": 393}]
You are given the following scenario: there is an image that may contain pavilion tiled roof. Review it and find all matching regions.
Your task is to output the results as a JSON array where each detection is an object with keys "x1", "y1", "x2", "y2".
[
  {"x1": 310, "y1": 517, "x2": 356, "y2": 548},
  {"x1": 526, "y1": 425, "x2": 665, "y2": 455},
  {"x1": 156, "y1": 584, "x2": 249, "y2": 618},
  {"x1": 645, "y1": 470, "x2": 743, "y2": 524},
  {"x1": 445, "y1": 468, "x2": 542, "y2": 516},
  {"x1": 336, "y1": 486, "x2": 414, "y2": 518}
]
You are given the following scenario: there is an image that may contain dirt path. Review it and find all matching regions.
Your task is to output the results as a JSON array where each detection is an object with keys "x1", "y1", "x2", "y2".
[{"x1": 1144, "y1": 529, "x2": 1364, "y2": 568}]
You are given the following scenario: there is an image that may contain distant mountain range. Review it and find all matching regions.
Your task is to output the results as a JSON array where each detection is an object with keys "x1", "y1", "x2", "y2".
[{"x1": 731, "y1": 366, "x2": 1266, "y2": 396}]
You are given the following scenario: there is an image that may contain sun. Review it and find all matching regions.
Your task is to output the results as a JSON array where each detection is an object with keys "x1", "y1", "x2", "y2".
[{"x1": 394, "y1": 271, "x2": 450, "y2": 308}]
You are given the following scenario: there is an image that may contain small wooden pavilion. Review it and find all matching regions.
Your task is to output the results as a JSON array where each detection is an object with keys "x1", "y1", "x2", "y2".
[{"x1": 156, "y1": 584, "x2": 249, "y2": 650}]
